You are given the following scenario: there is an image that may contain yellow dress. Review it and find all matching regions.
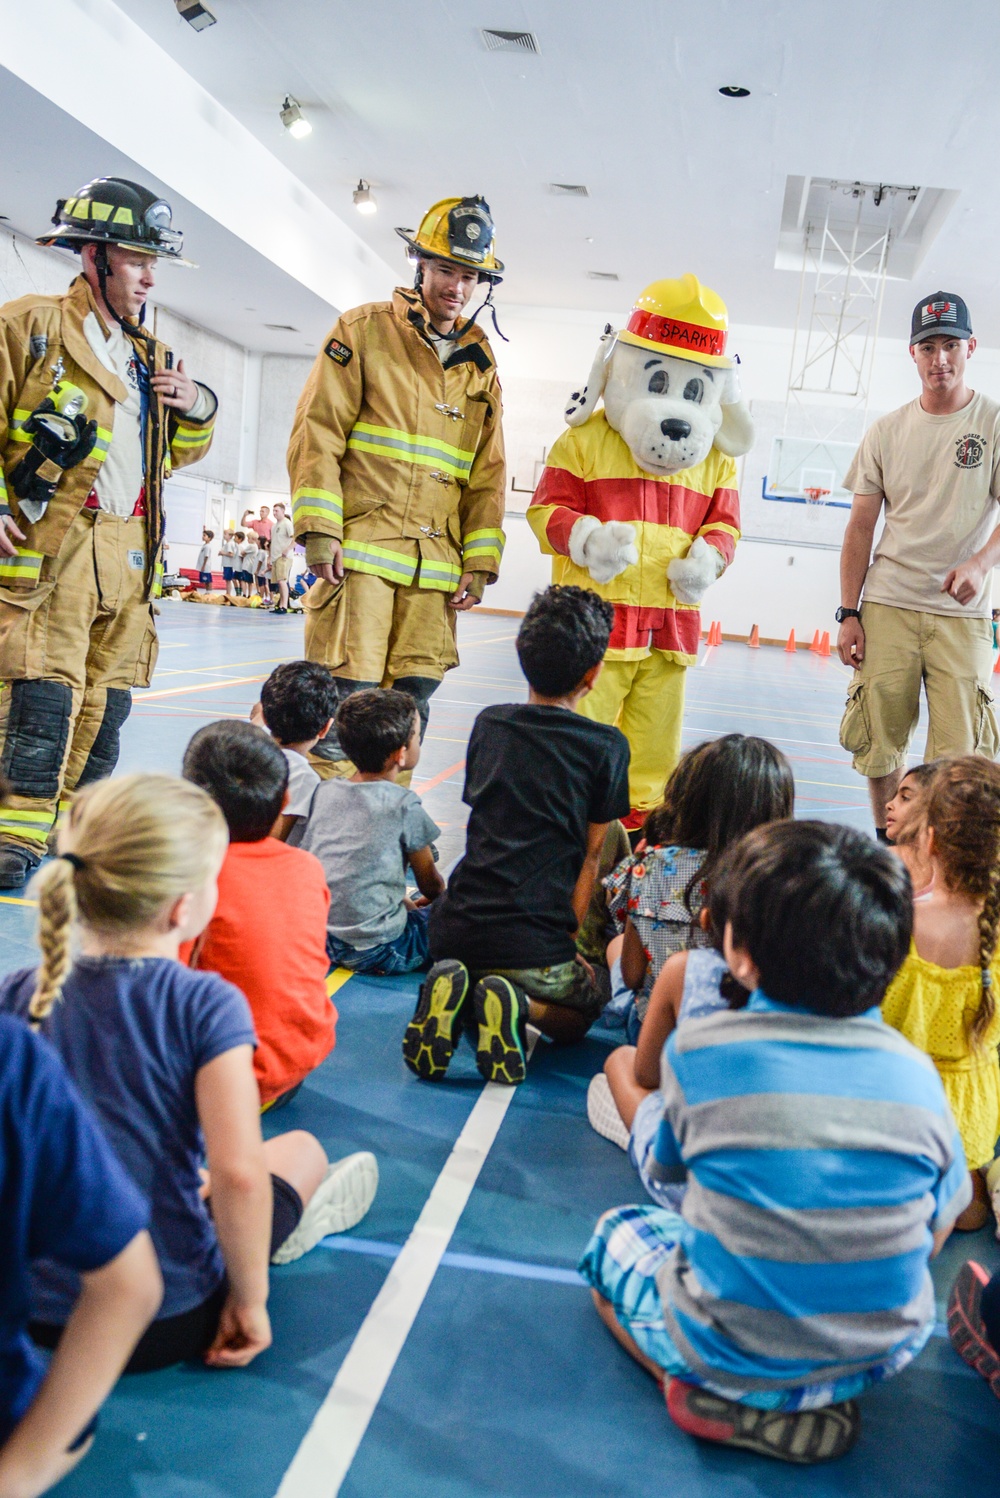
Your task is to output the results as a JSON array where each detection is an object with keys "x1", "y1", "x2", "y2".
[{"x1": 882, "y1": 945, "x2": 1000, "y2": 1169}]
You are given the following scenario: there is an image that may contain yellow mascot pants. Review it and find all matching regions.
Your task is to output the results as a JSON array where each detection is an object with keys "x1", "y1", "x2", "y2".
[
  {"x1": 0, "y1": 510, "x2": 157, "y2": 855},
  {"x1": 577, "y1": 650, "x2": 687, "y2": 814}
]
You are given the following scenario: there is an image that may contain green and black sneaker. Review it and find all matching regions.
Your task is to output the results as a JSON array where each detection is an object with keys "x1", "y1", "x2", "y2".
[
  {"x1": 473, "y1": 976, "x2": 528, "y2": 1086},
  {"x1": 403, "y1": 961, "x2": 470, "y2": 1081}
]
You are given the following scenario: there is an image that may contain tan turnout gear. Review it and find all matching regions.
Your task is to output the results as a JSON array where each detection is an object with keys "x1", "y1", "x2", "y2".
[
  {"x1": 287, "y1": 282, "x2": 505, "y2": 764},
  {"x1": 0, "y1": 274, "x2": 216, "y2": 863}
]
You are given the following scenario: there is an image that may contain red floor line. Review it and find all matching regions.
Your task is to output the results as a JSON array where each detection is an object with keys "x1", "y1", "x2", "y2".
[{"x1": 415, "y1": 758, "x2": 466, "y2": 793}]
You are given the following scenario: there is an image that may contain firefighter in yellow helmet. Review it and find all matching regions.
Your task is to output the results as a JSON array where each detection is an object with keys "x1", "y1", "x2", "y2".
[
  {"x1": 287, "y1": 195, "x2": 506, "y2": 772},
  {"x1": 0, "y1": 178, "x2": 218, "y2": 887}
]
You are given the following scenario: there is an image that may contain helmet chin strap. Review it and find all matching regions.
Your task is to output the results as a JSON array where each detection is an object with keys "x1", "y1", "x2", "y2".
[{"x1": 416, "y1": 258, "x2": 508, "y2": 344}]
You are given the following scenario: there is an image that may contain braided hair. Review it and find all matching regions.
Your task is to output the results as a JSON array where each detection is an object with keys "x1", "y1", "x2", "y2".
[
  {"x1": 925, "y1": 756, "x2": 1000, "y2": 1047},
  {"x1": 28, "y1": 773, "x2": 228, "y2": 1027}
]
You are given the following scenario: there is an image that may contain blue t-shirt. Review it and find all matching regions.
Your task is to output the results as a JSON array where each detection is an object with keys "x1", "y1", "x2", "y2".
[
  {"x1": 0, "y1": 1014, "x2": 148, "y2": 1445},
  {"x1": 649, "y1": 991, "x2": 971, "y2": 1394},
  {"x1": 0, "y1": 957, "x2": 256, "y2": 1322}
]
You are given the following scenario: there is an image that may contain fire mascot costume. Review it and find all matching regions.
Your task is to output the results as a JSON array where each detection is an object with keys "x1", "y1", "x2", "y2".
[{"x1": 527, "y1": 275, "x2": 753, "y2": 826}]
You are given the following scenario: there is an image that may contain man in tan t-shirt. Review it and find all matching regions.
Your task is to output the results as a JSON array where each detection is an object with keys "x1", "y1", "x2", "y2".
[{"x1": 837, "y1": 291, "x2": 1000, "y2": 837}]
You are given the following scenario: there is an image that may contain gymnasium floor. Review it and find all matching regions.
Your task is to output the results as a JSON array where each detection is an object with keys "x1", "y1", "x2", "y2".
[{"x1": 2, "y1": 603, "x2": 998, "y2": 1497}]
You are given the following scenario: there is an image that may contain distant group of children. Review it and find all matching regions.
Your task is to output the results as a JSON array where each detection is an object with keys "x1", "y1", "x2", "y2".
[
  {"x1": 193, "y1": 502, "x2": 297, "y2": 612},
  {"x1": 4, "y1": 581, "x2": 1000, "y2": 1490}
]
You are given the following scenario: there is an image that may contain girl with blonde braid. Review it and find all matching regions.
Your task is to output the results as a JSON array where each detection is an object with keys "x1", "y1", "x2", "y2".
[
  {"x1": 882, "y1": 756, "x2": 1000, "y2": 1231},
  {"x1": 0, "y1": 774, "x2": 377, "y2": 1374}
]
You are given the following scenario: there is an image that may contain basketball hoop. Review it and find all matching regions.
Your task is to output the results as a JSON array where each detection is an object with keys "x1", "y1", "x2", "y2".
[{"x1": 803, "y1": 487, "x2": 831, "y2": 506}]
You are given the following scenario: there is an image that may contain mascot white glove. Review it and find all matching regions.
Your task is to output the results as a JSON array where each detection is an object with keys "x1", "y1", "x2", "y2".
[
  {"x1": 568, "y1": 516, "x2": 639, "y2": 585},
  {"x1": 667, "y1": 536, "x2": 726, "y2": 605}
]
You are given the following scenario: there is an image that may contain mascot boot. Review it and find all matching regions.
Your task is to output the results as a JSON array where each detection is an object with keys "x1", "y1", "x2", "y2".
[{"x1": 528, "y1": 275, "x2": 754, "y2": 825}]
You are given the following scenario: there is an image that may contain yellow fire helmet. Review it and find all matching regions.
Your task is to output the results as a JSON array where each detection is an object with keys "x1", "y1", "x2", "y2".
[
  {"x1": 618, "y1": 274, "x2": 731, "y2": 368},
  {"x1": 396, "y1": 196, "x2": 503, "y2": 284}
]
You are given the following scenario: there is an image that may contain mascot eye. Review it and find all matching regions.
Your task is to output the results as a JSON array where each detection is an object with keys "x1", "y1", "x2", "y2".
[
  {"x1": 683, "y1": 378, "x2": 704, "y2": 403},
  {"x1": 647, "y1": 369, "x2": 668, "y2": 394}
]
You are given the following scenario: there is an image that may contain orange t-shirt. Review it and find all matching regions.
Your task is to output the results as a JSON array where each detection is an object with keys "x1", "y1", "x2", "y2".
[{"x1": 181, "y1": 839, "x2": 336, "y2": 1104}]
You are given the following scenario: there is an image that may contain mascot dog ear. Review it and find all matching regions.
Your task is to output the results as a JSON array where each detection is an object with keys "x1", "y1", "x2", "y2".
[
  {"x1": 564, "y1": 325, "x2": 618, "y2": 427},
  {"x1": 714, "y1": 362, "x2": 755, "y2": 459}
]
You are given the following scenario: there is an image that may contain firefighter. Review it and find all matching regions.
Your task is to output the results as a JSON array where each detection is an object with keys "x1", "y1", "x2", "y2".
[
  {"x1": 0, "y1": 178, "x2": 217, "y2": 886},
  {"x1": 287, "y1": 195, "x2": 507, "y2": 772}
]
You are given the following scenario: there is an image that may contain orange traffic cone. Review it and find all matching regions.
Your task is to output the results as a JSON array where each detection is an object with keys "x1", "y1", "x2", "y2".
[
  {"x1": 809, "y1": 629, "x2": 821, "y2": 652},
  {"x1": 993, "y1": 649, "x2": 1000, "y2": 675},
  {"x1": 747, "y1": 624, "x2": 760, "y2": 648},
  {"x1": 710, "y1": 620, "x2": 723, "y2": 646},
  {"x1": 785, "y1": 629, "x2": 796, "y2": 653},
  {"x1": 818, "y1": 631, "x2": 831, "y2": 658}
]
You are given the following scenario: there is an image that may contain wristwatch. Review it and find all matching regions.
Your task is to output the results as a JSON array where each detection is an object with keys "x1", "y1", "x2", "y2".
[{"x1": 835, "y1": 607, "x2": 861, "y2": 623}]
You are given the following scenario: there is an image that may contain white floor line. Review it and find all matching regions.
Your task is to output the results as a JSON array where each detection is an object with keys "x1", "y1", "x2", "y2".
[{"x1": 274, "y1": 1042, "x2": 535, "y2": 1498}]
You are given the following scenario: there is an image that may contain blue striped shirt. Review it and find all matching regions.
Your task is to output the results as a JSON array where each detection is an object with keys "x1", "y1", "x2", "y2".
[{"x1": 650, "y1": 992, "x2": 970, "y2": 1392}]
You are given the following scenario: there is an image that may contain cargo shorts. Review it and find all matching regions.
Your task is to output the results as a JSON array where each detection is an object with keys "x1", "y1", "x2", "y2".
[{"x1": 839, "y1": 600, "x2": 999, "y2": 777}]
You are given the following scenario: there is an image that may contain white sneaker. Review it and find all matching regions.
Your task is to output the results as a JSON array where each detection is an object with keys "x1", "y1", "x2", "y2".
[
  {"x1": 587, "y1": 1073, "x2": 630, "y2": 1151},
  {"x1": 271, "y1": 1152, "x2": 379, "y2": 1265}
]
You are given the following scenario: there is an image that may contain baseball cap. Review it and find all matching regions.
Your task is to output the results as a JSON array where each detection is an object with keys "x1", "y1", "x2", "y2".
[{"x1": 910, "y1": 292, "x2": 973, "y2": 345}]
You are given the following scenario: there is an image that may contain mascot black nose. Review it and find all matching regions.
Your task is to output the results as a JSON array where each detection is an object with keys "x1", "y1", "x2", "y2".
[{"x1": 660, "y1": 419, "x2": 691, "y2": 441}]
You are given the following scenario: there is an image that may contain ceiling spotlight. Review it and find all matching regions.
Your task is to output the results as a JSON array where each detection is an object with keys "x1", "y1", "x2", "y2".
[
  {"x1": 175, "y1": 0, "x2": 217, "y2": 30},
  {"x1": 353, "y1": 180, "x2": 377, "y2": 215},
  {"x1": 718, "y1": 84, "x2": 750, "y2": 98},
  {"x1": 280, "y1": 96, "x2": 312, "y2": 139}
]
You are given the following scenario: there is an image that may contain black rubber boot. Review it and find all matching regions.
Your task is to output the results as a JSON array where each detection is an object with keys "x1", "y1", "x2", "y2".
[{"x1": 0, "y1": 843, "x2": 42, "y2": 890}]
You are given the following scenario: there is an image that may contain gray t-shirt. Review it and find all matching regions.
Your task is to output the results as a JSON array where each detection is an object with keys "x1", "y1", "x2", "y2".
[{"x1": 298, "y1": 779, "x2": 440, "y2": 948}]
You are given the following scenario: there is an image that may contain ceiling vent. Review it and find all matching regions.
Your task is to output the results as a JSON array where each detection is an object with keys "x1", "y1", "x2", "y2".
[
  {"x1": 550, "y1": 183, "x2": 589, "y2": 197},
  {"x1": 588, "y1": 271, "x2": 619, "y2": 281},
  {"x1": 775, "y1": 176, "x2": 959, "y2": 281},
  {"x1": 264, "y1": 323, "x2": 298, "y2": 332},
  {"x1": 481, "y1": 28, "x2": 539, "y2": 53}
]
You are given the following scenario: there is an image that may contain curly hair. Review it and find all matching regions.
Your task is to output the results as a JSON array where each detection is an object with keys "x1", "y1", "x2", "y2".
[{"x1": 925, "y1": 755, "x2": 1000, "y2": 1046}]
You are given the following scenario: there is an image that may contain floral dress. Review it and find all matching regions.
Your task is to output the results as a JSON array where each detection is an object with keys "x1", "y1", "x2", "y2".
[{"x1": 604, "y1": 844, "x2": 711, "y2": 1019}]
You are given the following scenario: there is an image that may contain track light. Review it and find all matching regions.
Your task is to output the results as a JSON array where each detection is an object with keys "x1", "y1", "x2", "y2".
[
  {"x1": 175, "y1": 0, "x2": 217, "y2": 31},
  {"x1": 353, "y1": 180, "x2": 377, "y2": 216},
  {"x1": 280, "y1": 96, "x2": 312, "y2": 139}
]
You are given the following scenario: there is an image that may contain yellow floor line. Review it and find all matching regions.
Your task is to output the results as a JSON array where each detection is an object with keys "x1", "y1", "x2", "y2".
[
  {"x1": 327, "y1": 968, "x2": 354, "y2": 997},
  {"x1": 0, "y1": 894, "x2": 36, "y2": 906},
  {"x1": 142, "y1": 674, "x2": 265, "y2": 701}
]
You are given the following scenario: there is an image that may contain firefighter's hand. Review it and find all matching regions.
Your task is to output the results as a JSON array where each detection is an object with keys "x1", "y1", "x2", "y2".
[
  {"x1": 0, "y1": 510, "x2": 26, "y2": 558},
  {"x1": 151, "y1": 358, "x2": 199, "y2": 413},
  {"x1": 449, "y1": 572, "x2": 481, "y2": 611},
  {"x1": 312, "y1": 541, "x2": 345, "y2": 585}
]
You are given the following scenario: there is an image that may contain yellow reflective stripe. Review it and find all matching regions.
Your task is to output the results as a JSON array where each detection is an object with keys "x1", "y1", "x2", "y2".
[
  {"x1": 342, "y1": 542, "x2": 417, "y2": 584},
  {"x1": 292, "y1": 488, "x2": 343, "y2": 526},
  {"x1": 347, "y1": 423, "x2": 474, "y2": 479},
  {"x1": 0, "y1": 549, "x2": 43, "y2": 581},
  {"x1": 418, "y1": 558, "x2": 462, "y2": 591},
  {"x1": 171, "y1": 426, "x2": 213, "y2": 449},
  {"x1": 112, "y1": 206, "x2": 134, "y2": 225},
  {"x1": 351, "y1": 422, "x2": 475, "y2": 465},
  {"x1": 9, "y1": 408, "x2": 32, "y2": 444},
  {"x1": 0, "y1": 467, "x2": 7, "y2": 501},
  {"x1": 462, "y1": 529, "x2": 505, "y2": 566},
  {"x1": 71, "y1": 200, "x2": 90, "y2": 220},
  {"x1": 0, "y1": 809, "x2": 53, "y2": 844},
  {"x1": 463, "y1": 528, "x2": 505, "y2": 543},
  {"x1": 90, "y1": 200, "x2": 113, "y2": 222}
]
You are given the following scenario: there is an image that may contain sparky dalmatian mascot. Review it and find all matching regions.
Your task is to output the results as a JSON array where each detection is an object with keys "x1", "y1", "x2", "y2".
[{"x1": 527, "y1": 275, "x2": 753, "y2": 827}]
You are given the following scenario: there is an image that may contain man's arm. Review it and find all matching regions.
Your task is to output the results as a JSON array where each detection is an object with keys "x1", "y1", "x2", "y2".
[
  {"x1": 942, "y1": 523, "x2": 1000, "y2": 606},
  {"x1": 837, "y1": 491, "x2": 882, "y2": 666},
  {"x1": 288, "y1": 318, "x2": 364, "y2": 586},
  {"x1": 572, "y1": 821, "x2": 610, "y2": 932},
  {"x1": 0, "y1": 1232, "x2": 161, "y2": 1498},
  {"x1": 453, "y1": 384, "x2": 506, "y2": 611}
]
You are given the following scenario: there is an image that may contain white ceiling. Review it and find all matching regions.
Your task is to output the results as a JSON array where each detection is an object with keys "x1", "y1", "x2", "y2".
[{"x1": 12, "y1": 0, "x2": 1000, "y2": 348}]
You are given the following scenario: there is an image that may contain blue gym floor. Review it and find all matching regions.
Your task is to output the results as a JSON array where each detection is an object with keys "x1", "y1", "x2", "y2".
[{"x1": 2, "y1": 603, "x2": 997, "y2": 1496}]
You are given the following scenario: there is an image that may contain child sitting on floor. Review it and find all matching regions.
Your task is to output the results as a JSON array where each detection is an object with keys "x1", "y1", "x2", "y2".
[
  {"x1": 405, "y1": 585, "x2": 631, "y2": 1086},
  {"x1": 253, "y1": 660, "x2": 337, "y2": 840},
  {"x1": 182, "y1": 720, "x2": 338, "y2": 1108},
  {"x1": 0, "y1": 774, "x2": 377, "y2": 1374},
  {"x1": 0, "y1": 1015, "x2": 160, "y2": 1495},
  {"x1": 882, "y1": 755, "x2": 1000, "y2": 1231},
  {"x1": 602, "y1": 734, "x2": 794, "y2": 1040},
  {"x1": 884, "y1": 760, "x2": 939, "y2": 896},
  {"x1": 298, "y1": 690, "x2": 445, "y2": 975},
  {"x1": 581, "y1": 819, "x2": 970, "y2": 1465}
]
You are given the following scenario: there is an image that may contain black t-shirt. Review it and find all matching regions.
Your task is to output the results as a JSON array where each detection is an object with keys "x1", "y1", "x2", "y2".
[{"x1": 429, "y1": 704, "x2": 631, "y2": 968}]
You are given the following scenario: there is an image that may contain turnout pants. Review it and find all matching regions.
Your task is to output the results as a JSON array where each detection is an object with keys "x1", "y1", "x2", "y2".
[
  {"x1": 0, "y1": 510, "x2": 157, "y2": 855},
  {"x1": 578, "y1": 650, "x2": 687, "y2": 815},
  {"x1": 303, "y1": 568, "x2": 459, "y2": 774}
]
